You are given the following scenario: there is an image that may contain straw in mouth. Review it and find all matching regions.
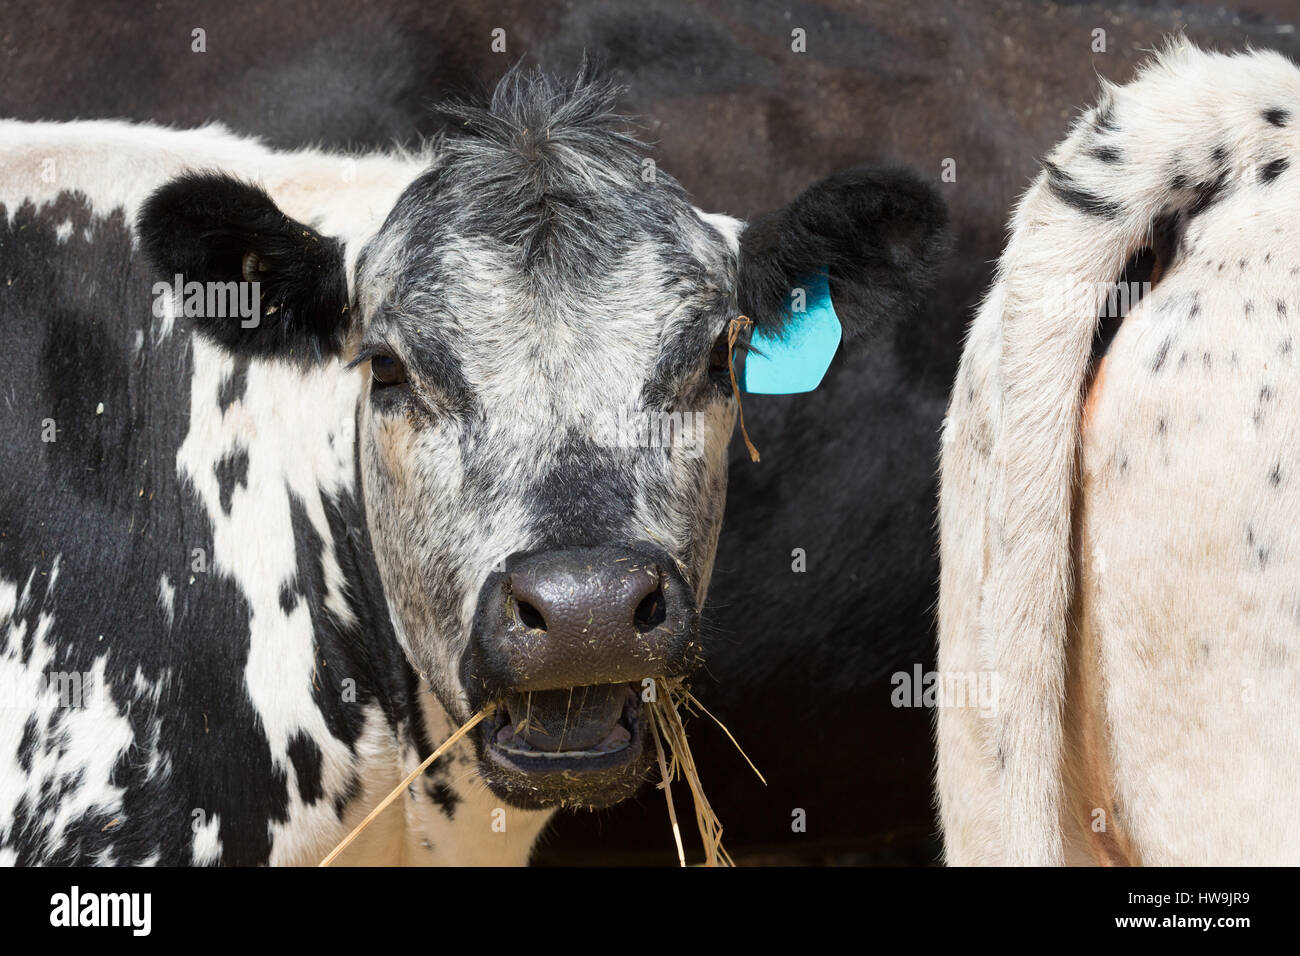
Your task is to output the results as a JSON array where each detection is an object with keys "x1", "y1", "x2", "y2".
[
  {"x1": 317, "y1": 678, "x2": 764, "y2": 866},
  {"x1": 494, "y1": 683, "x2": 635, "y2": 756},
  {"x1": 646, "y1": 677, "x2": 766, "y2": 867}
]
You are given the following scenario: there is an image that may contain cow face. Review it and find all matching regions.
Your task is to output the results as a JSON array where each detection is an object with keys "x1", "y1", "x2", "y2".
[{"x1": 138, "y1": 70, "x2": 946, "y2": 810}]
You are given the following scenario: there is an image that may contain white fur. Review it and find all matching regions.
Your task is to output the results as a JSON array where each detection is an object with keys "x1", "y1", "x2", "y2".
[{"x1": 939, "y1": 41, "x2": 1300, "y2": 865}]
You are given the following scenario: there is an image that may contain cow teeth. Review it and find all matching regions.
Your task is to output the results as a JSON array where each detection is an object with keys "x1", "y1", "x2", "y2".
[{"x1": 495, "y1": 721, "x2": 631, "y2": 758}]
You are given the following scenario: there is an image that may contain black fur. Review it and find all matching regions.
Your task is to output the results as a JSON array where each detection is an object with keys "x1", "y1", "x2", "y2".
[
  {"x1": 1186, "y1": 167, "x2": 1234, "y2": 220},
  {"x1": 736, "y1": 168, "x2": 948, "y2": 347},
  {"x1": 136, "y1": 173, "x2": 350, "y2": 363},
  {"x1": 1042, "y1": 159, "x2": 1123, "y2": 219},
  {"x1": 1088, "y1": 144, "x2": 1123, "y2": 164},
  {"x1": 1261, "y1": 157, "x2": 1289, "y2": 184}
]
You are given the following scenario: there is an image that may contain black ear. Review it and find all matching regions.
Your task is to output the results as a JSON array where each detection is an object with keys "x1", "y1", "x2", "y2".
[
  {"x1": 137, "y1": 172, "x2": 350, "y2": 362},
  {"x1": 738, "y1": 167, "x2": 948, "y2": 345}
]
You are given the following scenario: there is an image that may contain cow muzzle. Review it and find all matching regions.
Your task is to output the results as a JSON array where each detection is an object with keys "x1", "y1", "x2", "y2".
[{"x1": 463, "y1": 542, "x2": 700, "y2": 808}]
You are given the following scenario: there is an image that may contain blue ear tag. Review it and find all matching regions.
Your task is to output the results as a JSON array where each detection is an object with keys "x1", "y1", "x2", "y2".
[{"x1": 740, "y1": 270, "x2": 842, "y2": 394}]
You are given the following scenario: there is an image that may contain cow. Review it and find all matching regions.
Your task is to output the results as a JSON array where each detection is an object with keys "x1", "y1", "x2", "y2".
[
  {"x1": 938, "y1": 40, "x2": 1300, "y2": 865},
  {"x1": 0, "y1": 68, "x2": 946, "y2": 865},
  {"x1": 16, "y1": 0, "x2": 1298, "y2": 867}
]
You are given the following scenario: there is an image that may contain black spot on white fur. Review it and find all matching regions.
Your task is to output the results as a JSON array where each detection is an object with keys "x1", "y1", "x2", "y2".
[
  {"x1": 1260, "y1": 158, "x2": 1289, "y2": 184},
  {"x1": 1088, "y1": 144, "x2": 1122, "y2": 164},
  {"x1": 1185, "y1": 168, "x2": 1233, "y2": 220},
  {"x1": 213, "y1": 447, "x2": 249, "y2": 514},
  {"x1": 1042, "y1": 159, "x2": 1122, "y2": 219},
  {"x1": 1151, "y1": 336, "x2": 1173, "y2": 373},
  {"x1": 217, "y1": 359, "x2": 249, "y2": 414}
]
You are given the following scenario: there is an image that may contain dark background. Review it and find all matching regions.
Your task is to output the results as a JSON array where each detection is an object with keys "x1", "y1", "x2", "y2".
[{"x1": 2, "y1": 0, "x2": 1297, "y2": 863}]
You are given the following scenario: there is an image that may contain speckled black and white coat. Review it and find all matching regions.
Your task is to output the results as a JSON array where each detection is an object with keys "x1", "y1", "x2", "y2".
[
  {"x1": 0, "y1": 116, "x2": 550, "y2": 865},
  {"x1": 939, "y1": 41, "x2": 1300, "y2": 866},
  {"x1": 0, "y1": 73, "x2": 945, "y2": 865}
]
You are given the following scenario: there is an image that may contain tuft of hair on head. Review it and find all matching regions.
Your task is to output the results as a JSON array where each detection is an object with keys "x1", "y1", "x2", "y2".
[
  {"x1": 434, "y1": 60, "x2": 643, "y2": 166},
  {"x1": 738, "y1": 167, "x2": 950, "y2": 347},
  {"x1": 421, "y1": 62, "x2": 698, "y2": 279}
]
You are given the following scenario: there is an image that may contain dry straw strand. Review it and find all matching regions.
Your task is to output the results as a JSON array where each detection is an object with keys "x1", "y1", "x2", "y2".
[
  {"x1": 650, "y1": 679, "x2": 737, "y2": 866},
  {"x1": 318, "y1": 707, "x2": 491, "y2": 867},
  {"x1": 677, "y1": 685, "x2": 767, "y2": 785},
  {"x1": 727, "y1": 315, "x2": 760, "y2": 462},
  {"x1": 320, "y1": 681, "x2": 757, "y2": 868},
  {"x1": 647, "y1": 704, "x2": 687, "y2": 867}
]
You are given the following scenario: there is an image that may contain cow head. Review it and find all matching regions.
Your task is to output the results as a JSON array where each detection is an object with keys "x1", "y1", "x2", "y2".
[{"x1": 137, "y1": 70, "x2": 945, "y2": 810}]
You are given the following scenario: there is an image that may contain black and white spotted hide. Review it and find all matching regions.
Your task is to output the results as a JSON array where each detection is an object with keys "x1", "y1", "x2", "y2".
[{"x1": 0, "y1": 68, "x2": 946, "y2": 863}]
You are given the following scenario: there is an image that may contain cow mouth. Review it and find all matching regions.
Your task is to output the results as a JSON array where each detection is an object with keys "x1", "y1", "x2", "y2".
[{"x1": 478, "y1": 682, "x2": 649, "y2": 809}]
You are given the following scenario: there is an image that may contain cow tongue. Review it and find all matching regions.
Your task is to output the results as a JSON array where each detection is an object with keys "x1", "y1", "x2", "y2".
[{"x1": 502, "y1": 685, "x2": 627, "y2": 752}]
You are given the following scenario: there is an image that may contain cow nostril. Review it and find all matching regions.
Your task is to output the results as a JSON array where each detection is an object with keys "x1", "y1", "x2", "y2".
[
  {"x1": 516, "y1": 599, "x2": 547, "y2": 631},
  {"x1": 633, "y1": 585, "x2": 667, "y2": 633}
]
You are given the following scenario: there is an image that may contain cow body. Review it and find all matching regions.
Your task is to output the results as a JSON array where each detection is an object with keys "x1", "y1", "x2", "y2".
[
  {"x1": 0, "y1": 120, "x2": 555, "y2": 864},
  {"x1": 939, "y1": 42, "x2": 1300, "y2": 865}
]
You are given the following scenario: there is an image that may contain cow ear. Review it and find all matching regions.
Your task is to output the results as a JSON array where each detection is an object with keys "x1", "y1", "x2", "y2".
[
  {"x1": 737, "y1": 167, "x2": 948, "y2": 349},
  {"x1": 137, "y1": 172, "x2": 350, "y2": 363}
]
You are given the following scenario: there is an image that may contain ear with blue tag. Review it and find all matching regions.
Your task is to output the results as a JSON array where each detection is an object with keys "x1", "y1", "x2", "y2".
[
  {"x1": 731, "y1": 166, "x2": 950, "y2": 461},
  {"x1": 740, "y1": 269, "x2": 842, "y2": 394}
]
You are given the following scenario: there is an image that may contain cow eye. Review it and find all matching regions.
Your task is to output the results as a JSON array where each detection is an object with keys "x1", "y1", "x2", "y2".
[{"x1": 370, "y1": 353, "x2": 407, "y2": 388}]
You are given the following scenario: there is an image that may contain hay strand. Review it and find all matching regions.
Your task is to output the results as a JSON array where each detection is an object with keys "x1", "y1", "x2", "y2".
[
  {"x1": 649, "y1": 679, "x2": 738, "y2": 866},
  {"x1": 647, "y1": 704, "x2": 687, "y2": 867},
  {"x1": 677, "y1": 686, "x2": 766, "y2": 786},
  {"x1": 318, "y1": 707, "x2": 491, "y2": 867},
  {"x1": 727, "y1": 315, "x2": 760, "y2": 462}
]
